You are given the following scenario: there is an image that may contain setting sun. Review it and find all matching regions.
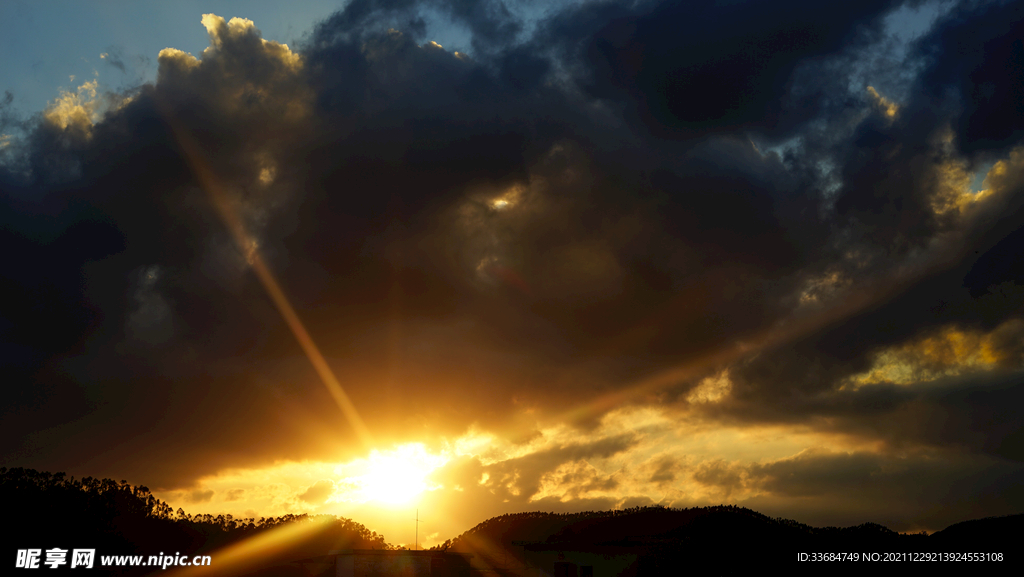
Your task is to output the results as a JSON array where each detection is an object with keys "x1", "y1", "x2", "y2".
[{"x1": 337, "y1": 444, "x2": 449, "y2": 506}]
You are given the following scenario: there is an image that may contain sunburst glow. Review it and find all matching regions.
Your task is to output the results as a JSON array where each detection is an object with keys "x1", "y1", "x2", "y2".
[{"x1": 336, "y1": 444, "x2": 449, "y2": 506}]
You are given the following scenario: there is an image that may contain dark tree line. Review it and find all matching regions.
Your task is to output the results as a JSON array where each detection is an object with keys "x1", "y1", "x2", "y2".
[
  {"x1": 1, "y1": 467, "x2": 391, "y2": 575},
  {"x1": 447, "y1": 504, "x2": 1022, "y2": 574},
  {"x1": 4, "y1": 468, "x2": 1019, "y2": 574}
]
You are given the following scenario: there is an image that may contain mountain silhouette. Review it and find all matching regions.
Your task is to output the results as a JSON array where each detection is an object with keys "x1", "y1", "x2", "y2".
[{"x1": 4, "y1": 468, "x2": 1019, "y2": 574}]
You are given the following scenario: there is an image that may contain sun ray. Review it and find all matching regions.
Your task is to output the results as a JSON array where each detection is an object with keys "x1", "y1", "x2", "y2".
[
  {"x1": 158, "y1": 97, "x2": 374, "y2": 448},
  {"x1": 164, "y1": 516, "x2": 334, "y2": 577}
]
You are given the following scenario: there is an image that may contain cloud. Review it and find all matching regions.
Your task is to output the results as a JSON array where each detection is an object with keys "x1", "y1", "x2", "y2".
[
  {"x1": 186, "y1": 489, "x2": 215, "y2": 504},
  {"x1": 3, "y1": 1, "x2": 1024, "y2": 538},
  {"x1": 646, "y1": 455, "x2": 682, "y2": 488},
  {"x1": 741, "y1": 448, "x2": 1024, "y2": 531},
  {"x1": 43, "y1": 80, "x2": 100, "y2": 134},
  {"x1": 126, "y1": 265, "x2": 174, "y2": 345},
  {"x1": 842, "y1": 319, "x2": 1024, "y2": 388},
  {"x1": 100, "y1": 50, "x2": 126, "y2": 74},
  {"x1": 912, "y1": 0, "x2": 1024, "y2": 156},
  {"x1": 544, "y1": 0, "x2": 899, "y2": 140},
  {"x1": 866, "y1": 86, "x2": 899, "y2": 119},
  {"x1": 691, "y1": 458, "x2": 744, "y2": 489},
  {"x1": 299, "y1": 479, "x2": 337, "y2": 504},
  {"x1": 687, "y1": 370, "x2": 732, "y2": 404}
]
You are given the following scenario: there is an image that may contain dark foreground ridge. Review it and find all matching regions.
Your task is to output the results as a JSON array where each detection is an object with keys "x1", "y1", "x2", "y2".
[
  {"x1": 3, "y1": 468, "x2": 1019, "y2": 575},
  {"x1": 1, "y1": 468, "x2": 389, "y2": 576},
  {"x1": 449, "y1": 506, "x2": 1021, "y2": 574}
]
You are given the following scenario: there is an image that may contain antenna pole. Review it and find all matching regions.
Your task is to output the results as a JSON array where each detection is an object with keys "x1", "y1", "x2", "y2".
[{"x1": 410, "y1": 508, "x2": 423, "y2": 550}]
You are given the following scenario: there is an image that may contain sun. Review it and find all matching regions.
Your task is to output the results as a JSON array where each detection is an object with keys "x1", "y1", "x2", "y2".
[
  {"x1": 340, "y1": 444, "x2": 448, "y2": 506},
  {"x1": 360, "y1": 453, "x2": 428, "y2": 505}
]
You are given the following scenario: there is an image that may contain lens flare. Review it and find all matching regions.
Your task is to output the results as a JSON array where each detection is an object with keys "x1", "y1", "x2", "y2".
[
  {"x1": 159, "y1": 100, "x2": 373, "y2": 448},
  {"x1": 165, "y1": 517, "x2": 334, "y2": 577}
]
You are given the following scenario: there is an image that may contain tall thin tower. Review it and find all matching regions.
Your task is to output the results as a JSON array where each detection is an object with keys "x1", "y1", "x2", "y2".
[{"x1": 413, "y1": 509, "x2": 420, "y2": 551}]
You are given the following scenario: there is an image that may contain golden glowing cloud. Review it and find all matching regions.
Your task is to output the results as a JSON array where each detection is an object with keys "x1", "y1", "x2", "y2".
[
  {"x1": 40, "y1": 77, "x2": 136, "y2": 142},
  {"x1": 928, "y1": 152, "x2": 1000, "y2": 217},
  {"x1": 798, "y1": 269, "x2": 851, "y2": 306},
  {"x1": 160, "y1": 14, "x2": 310, "y2": 122},
  {"x1": 258, "y1": 165, "x2": 275, "y2": 186},
  {"x1": 968, "y1": 147, "x2": 1024, "y2": 210},
  {"x1": 843, "y1": 319, "x2": 1024, "y2": 389},
  {"x1": 157, "y1": 47, "x2": 201, "y2": 72},
  {"x1": 488, "y1": 183, "x2": 524, "y2": 211},
  {"x1": 200, "y1": 13, "x2": 303, "y2": 70},
  {"x1": 43, "y1": 79, "x2": 100, "y2": 135},
  {"x1": 866, "y1": 85, "x2": 898, "y2": 119},
  {"x1": 686, "y1": 369, "x2": 732, "y2": 404}
]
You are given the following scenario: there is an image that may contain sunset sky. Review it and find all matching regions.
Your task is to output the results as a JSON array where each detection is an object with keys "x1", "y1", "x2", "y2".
[{"x1": 3, "y1": 0, "x2": 1024, "y2": 549}]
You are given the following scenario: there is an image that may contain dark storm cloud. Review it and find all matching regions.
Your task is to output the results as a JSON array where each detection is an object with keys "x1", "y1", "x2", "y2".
[
  {"x1": 0, "y1": 16, "x2": 329, "y2": 484},
  {"x1": 311, "y1": 0, "x2": 522, "y2": 53},
  {"x1": 647, "y1": 455, "x2": 681, "y2": 488},
  {"x1": 717, "y1": 329, "x2": 1024, "y2": 465},
  {"x1": 691, "y1": 459, "x2": 743, "y2": 495},
  {"x1": 2, "y1": 0, "x2": 1024, "y2": 510},
  {"x1": 425, "y1": 433, "x2": 635, "y2": 527},
  {"x1": 541, "y1": 0, "x2": 900, "y2": 140},
  {"x1": 913, "y1": 0, "x2": 1024, "y2": 156},
  {"x1": 689, "y1": 0, "x2": 1024, "y2": 449},
  {"x1": 720, "y1": 145, "x2": 1024, "y2": 418},
  {"x1": 835, "y1": 373, "x2": 1024, "y2": 461},
  {"x1": 480, "y1": 432, "x2": 637, "y2": 502},
  {"x1": 740, "y1": 449, "x2": 1024, "y2": 531}
]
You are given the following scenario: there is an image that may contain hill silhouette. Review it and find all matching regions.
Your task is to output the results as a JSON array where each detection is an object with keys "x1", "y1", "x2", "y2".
[
  {"x1": 3, "y1": 468, "x2": 1019, "y2": 574},
  {"x1": 448, "y1": 505, "x2": 1020, "y2": 574},
  {"x1": 2, "y1": 467, "x2": 390, "y2": 576}
]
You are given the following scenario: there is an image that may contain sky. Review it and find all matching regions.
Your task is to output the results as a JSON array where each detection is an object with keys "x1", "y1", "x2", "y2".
[{"x1": 2, "y1": 0, "x2": 1024, "y2": 549}]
